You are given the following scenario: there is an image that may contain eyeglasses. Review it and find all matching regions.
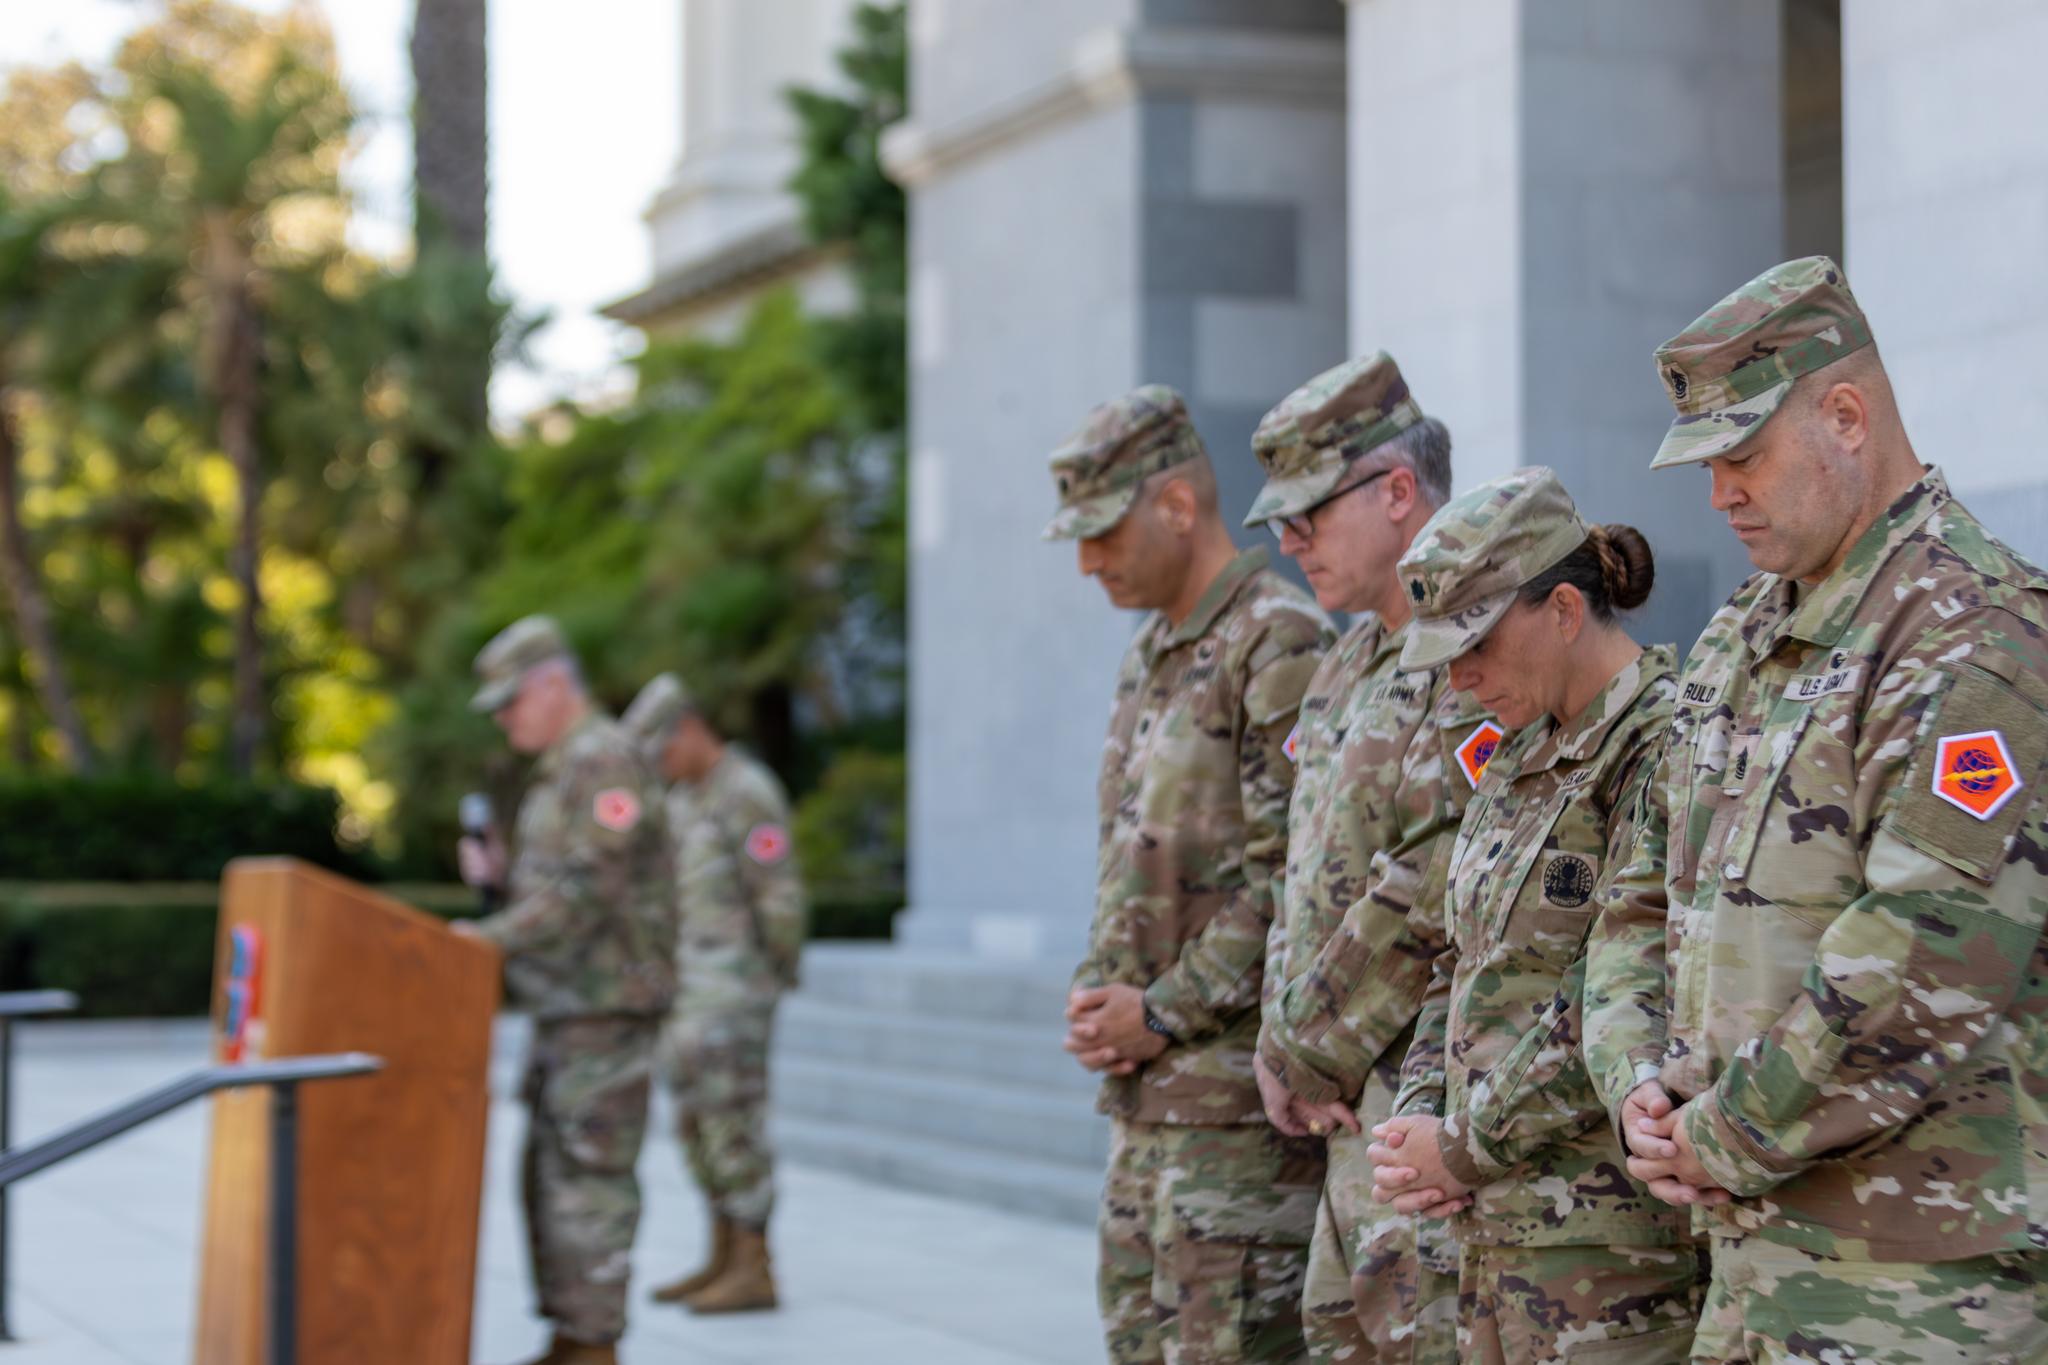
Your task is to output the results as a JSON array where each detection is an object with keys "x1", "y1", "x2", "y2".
[{"x1": 1266, "y1": 467, "x2": 1393, "y2": 543}]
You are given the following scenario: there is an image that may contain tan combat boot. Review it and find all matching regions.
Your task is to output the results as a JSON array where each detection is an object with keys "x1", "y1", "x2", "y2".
[
  {"x1": 650, "y1": 1215, "x2": 733, "y2": 1303},
  {"x1": 683, "y1": 1223, "x2": 777, "y2": 1314},
  {"x1": 508, "y1": 1334, "x2": 617, "y2": 1365}
]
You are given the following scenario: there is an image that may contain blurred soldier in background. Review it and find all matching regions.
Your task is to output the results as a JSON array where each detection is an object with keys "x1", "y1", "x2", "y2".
[
  {"x1": 458, "y1": 616, "x2": 678, "y2": 1365},
  {"x1": 623, "y1": 673, "x2": 807, "y2": 1316}
]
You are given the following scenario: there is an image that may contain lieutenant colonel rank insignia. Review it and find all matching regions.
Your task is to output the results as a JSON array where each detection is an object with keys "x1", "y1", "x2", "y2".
[
  {"x1": 1932, "y1": 730, "x2": 2023, "y2": 821},
  {"x1": 1456, "y1": 721, "x2": 1505, "y2": 789},
  {"x1": 745, "y1": 823, "x2": 792, "y2": 865},
  {"x1": 593, "y1": 788, "x2": 642, "y2": 832}
]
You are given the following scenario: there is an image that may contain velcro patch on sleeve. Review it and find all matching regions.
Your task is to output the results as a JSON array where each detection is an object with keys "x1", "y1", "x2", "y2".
[
  {"x1": 1455, "y1": 721, "x2": 1505, "y2": 789},
  {"x1": 1891, "y1": 668, "x2": 2046, "y2": 882},
  {"x1": 593, "y1": 788, "x2": 642, "y2": 833},
  {"x1": 745, "y1": 823, "x2": 791, "y2": 865}
]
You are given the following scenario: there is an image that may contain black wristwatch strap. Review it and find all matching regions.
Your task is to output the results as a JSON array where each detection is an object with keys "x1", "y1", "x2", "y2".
[{"x1": 1143, "y1": 1004, "x2": 1176, "y2": 1042}]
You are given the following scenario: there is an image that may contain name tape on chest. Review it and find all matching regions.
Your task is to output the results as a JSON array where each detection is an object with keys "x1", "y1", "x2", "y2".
[
  {"x1": 1680, "y1": 680, "x2": 1722, "y2": 708},
  {"x1": 592, "y1": 788, "x2": 642, "y2": 833},
  {"x1": 1456, "y1": 721, "x2": 1505, "y2": 789},
  {"x1": 1785, "y1": 663, "x2": 1861, "y2": 703},
  {"x1": 745, "y1": 822, "x2": 792, "y2": 865},
  {"x1": 1931, "y1": 729, "x2": 2024, "y2": 821}
]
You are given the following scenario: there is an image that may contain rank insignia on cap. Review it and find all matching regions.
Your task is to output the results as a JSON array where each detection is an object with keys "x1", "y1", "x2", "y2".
[
  {"x1": 593, "y1": 788, "x2": 642, "y2": 832},
  {"x1": 1456, "y1": 721, "x2": 1505, "y2": 789},
  {"x1": 1282, "y1": 723, "x2": 1302, "y2": 764},
  {"x1": 745, "y1": 823, "x2": 791, "y2": 865},
  {"x1": 1932, "y1": 730, "x2": 2023, "y2": 821}
]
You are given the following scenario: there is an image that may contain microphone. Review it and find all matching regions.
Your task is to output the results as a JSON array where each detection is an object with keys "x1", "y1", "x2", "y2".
[{"x1": 459, "y1": 792, "x2": 501, "y2": 916}]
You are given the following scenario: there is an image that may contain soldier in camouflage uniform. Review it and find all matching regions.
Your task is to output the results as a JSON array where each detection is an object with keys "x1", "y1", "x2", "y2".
[
  {"x1": 1241, "y1": 352, "x2": 1492, "y2": 1363},
  {"x1": 1367, "y1": 470, "x2": 1705, "y2": 1363},
  {"x1": 620, "y1": 674, "x2": 806, "y2": 1316},
  {"x1": 1587, "y1": 257, "x2": 2048, "y2": 1364},
  {"x1": 1047, "y1": 385, "x2": 1335, "y2": 1364},
  {"x1": 456, "y1": 617, "x2": 678, "y2": 1365}
]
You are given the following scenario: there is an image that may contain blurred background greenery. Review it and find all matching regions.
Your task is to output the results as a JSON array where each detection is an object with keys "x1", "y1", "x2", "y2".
[{"x1": 0, "y1": 0, "x2": 908, "y2": 1007}]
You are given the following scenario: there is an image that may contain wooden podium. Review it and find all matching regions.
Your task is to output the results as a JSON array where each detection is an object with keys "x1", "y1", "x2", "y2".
[{"x1": 194, "y1": 858, "x2": 500, "y2": 1365}]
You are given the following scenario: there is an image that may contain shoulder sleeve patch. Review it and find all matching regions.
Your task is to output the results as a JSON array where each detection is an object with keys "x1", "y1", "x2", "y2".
[
  {"x1": 1281, "y1": 722, "x2": 1302, "y2": 764},
  {"x1": 592, "y1": 788, "x2": 643, "y2": 833},
  {"x1": 1890, "y1": 667, "x2": 2047, "y2": 882},
  {"x1": 1454, "y1": 720, "x2": 1505, "y2": 789},
  {"x1": 744, "y1": 823, "x2": 791, "y2": 865}
]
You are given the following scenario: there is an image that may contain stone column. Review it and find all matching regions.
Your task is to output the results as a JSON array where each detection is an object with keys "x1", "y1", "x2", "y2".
[
  {"x1": 890, "y1": 0, "x2": 1348, "y2": 959},
  {"x1": 1843, "y1": 1, "x2": 2048, "y2": 563},
  {"x1": 1344, "y1": 0, "x2": 1784, "y2": 649}
]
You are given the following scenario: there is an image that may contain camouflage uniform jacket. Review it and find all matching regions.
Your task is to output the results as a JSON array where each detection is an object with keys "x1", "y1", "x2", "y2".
[
  {"x1": 1400, "y1": 647, "x2": 1688, "y2": 1248},
  {"x1": 1610, "y1": 471, "x2": 2048, "y2": 1261},
  {"x1": 670, "y1": 746, "x2": 808, "y2": 1017},
  {"x1": 476, "y1": 711, "x2": 679, "y2": 1020},
  {"x1": 1256, "y1": 615, "x2": 1497, "y2": 1118},
  {"x1": 1077, "y1": 547, "x2": 1333, "y2": 1126}
]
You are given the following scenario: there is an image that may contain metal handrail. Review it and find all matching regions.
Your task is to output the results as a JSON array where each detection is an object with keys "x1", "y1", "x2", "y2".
[
  {"x1": 0, "y1": 991, "x2": 78, "y2": 1345},
  {"x1": 0, "y1": 1047, "x2": 382, "y2": 1365}
]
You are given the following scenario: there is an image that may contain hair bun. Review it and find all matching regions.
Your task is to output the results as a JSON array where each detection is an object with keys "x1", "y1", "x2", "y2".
[{"x1": 1589, "y1": 524, "x2": 1654, "y2": 611}]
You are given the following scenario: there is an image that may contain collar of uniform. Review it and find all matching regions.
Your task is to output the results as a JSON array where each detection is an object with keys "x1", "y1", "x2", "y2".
[
  {"x1": 534, "y1": 709, "x2": 601, "y2": 778},
  {"x1": 1516, "y1": 643, "x2": 1677, "y2": 775},
  {"x1": 1159, "y1": 546, "x2": 1272, "y2": 650},
  {"x1": 1754, "y1": 468, "x2": 1949, "y2": 658}
]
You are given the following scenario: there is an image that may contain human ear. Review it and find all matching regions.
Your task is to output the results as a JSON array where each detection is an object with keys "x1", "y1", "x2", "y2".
[{"x1": 1823, "y1": 381, "x2": 1870, "y2": 453}]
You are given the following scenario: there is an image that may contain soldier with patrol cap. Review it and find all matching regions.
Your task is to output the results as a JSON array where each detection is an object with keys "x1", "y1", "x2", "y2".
[
  {"x1": 1365, "y1": 469, "x2": 1702, "y2": 1363},
  {"x1": 1590, "y1": 256, "x2": 2048, "y2": 1362},
  {"x1": 620, "y1": 673, "x2": 805, "y2": 1316},
  {"x1": 456, "y1": 616, "x2": 677, "y2": 1365},
  {"x1": 1047, "y1": 384, "x2": 1335, "y2": 1363},
  {"x1": 1241, "y1": 352, "x2": 1492, "y2": 1362}
]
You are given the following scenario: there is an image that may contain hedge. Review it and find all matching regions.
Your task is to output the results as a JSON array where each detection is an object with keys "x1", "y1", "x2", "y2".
[
  {"x1": 0, "y1": 777, "x2": 363, "y2": 882},
  {"x1": 0, "y1": 880, "x2": 901, "y2": 1018}
]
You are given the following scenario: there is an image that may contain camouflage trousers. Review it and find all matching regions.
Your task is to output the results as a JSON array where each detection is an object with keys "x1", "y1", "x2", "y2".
[
  {"x1": 1691, "y1": 1235, "x2": 2048, "y2": 1364},
  {"x1": 1456, "y1": 1239, "x2": 1707, "y2": 1364},
  {"x1": 1099, "y1": 1118, "x2": 1323, "y2": 1364},
  {"x1": 1301, "y1": 1129, "x2": 1460, "y2": 1363},
  {"x1": 521, "y1": 1015, "x2": 657, "y2": 1345},
  {"x1": 659, "y1": 1002, "x2": 776, "y2": 1228}
]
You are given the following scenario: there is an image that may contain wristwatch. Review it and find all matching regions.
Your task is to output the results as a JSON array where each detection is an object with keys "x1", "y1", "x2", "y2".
[{"x1": 1143, "y1": 1003, "x2": 1176, "y2": 1042}]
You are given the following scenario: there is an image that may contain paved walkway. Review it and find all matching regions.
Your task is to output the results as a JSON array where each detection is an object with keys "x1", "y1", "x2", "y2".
[{"x1": 2, "y1": 1019, "x2": 1104, "y2": 1364}]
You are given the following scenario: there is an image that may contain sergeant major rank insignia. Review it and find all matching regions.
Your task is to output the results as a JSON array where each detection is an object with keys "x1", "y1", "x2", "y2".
[
  {"x1": 1932, "y1": 730, "x2": 2023, "y2": 821},
  {"x1": 1456, "y1": 721, "x2": 1504, "y2": 789}
]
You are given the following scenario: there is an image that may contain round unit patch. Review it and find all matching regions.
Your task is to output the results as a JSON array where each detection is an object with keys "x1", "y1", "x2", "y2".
[
  {"x1": 593, "y1": 788, "x2": 643, "y2": 833},
  {"x1": 745, "y1": 823, "x2": 791, "y2": 865},
  {"x1": 1542, "y1": 854, "x2": 1596, "y2": 908}
]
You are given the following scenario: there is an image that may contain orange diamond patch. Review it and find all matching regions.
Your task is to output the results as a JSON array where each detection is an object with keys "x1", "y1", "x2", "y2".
[
  {"x1": 1456, "y1": 721, "x2": 1505, "y2": 789},
  {"x1": 1932, "y1": 729, "x2": 2022, "y2": 821}
]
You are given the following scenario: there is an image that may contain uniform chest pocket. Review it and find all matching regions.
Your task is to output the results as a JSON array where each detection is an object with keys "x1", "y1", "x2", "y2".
[
  {"x1": 1725, "y1": 708, "x2": 1864, "y2": 924},
  {"x1": 1496, "y1": 794, "x2": 1604, "y2": 972}
]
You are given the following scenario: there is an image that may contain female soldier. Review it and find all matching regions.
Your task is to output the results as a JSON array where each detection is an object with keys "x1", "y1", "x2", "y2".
[{"x1": 1364, "y1": 467, "x2": 1704, "y2": 1363}]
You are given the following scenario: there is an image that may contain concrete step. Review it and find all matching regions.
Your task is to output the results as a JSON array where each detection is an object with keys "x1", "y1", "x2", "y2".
[
  {"x1": 771, "y1": 1113, "x2": 1102, "y2": 1227},
  {"x1": 796, "y1": 943, "x2": 1077, "y2": 1027},
  {"x1": 773, "y1": 995, "x2": 1100, "y2": 1095},
  {"x1": 774, "y1": 1055, "x2": 1112, "y2": 1168}
]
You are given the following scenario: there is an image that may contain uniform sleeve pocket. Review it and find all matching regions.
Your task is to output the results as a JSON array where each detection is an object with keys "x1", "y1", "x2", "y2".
[{"x1": 1887, "y1": 665, "x2": 2048, "y2": 885}]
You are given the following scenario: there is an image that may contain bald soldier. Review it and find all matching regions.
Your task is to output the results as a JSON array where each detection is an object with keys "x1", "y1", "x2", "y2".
[
  {"x1": 1047, "y1": 385, "x2": 1335, "y2": 1363},
  {"x1": 1584, "y1": 257, "x2": 2048, "y2": 1363},
  {"x1": 621, "y1": 674, "x2": 805, "y2": 1315},
  {"x1": 1241, "y1": 353, "x2": 1491, "y2": 1362},
  {"x1": 456, "y1": 617, "x2": 677, "y2": 1365}
]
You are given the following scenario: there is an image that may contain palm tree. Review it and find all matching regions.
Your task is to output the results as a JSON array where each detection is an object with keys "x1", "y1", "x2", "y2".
[{"x1": 0, "y1": 189, "x2": 100, "y2": 772}]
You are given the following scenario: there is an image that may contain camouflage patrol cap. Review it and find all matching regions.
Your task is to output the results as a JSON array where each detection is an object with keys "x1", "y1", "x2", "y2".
[
  {"x1": 470, "y1": 615, "x2": 572, "y2": 713},
  {"x1": 1244, "y1": 352, "x2": 1423, "y2": 527},
  {"x1": 1397, "y1": 467, "x2": 1590, "y2": 671},
  {"x1": 1650, "y1": 255, "x2": 1872, "y2": 470},
  {"x1": 620, "y1": 672, "x2": 694, "y2": 758},
  {"x1": 1042, "y1": 385, "x2": 1208, "y2": 541}
]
